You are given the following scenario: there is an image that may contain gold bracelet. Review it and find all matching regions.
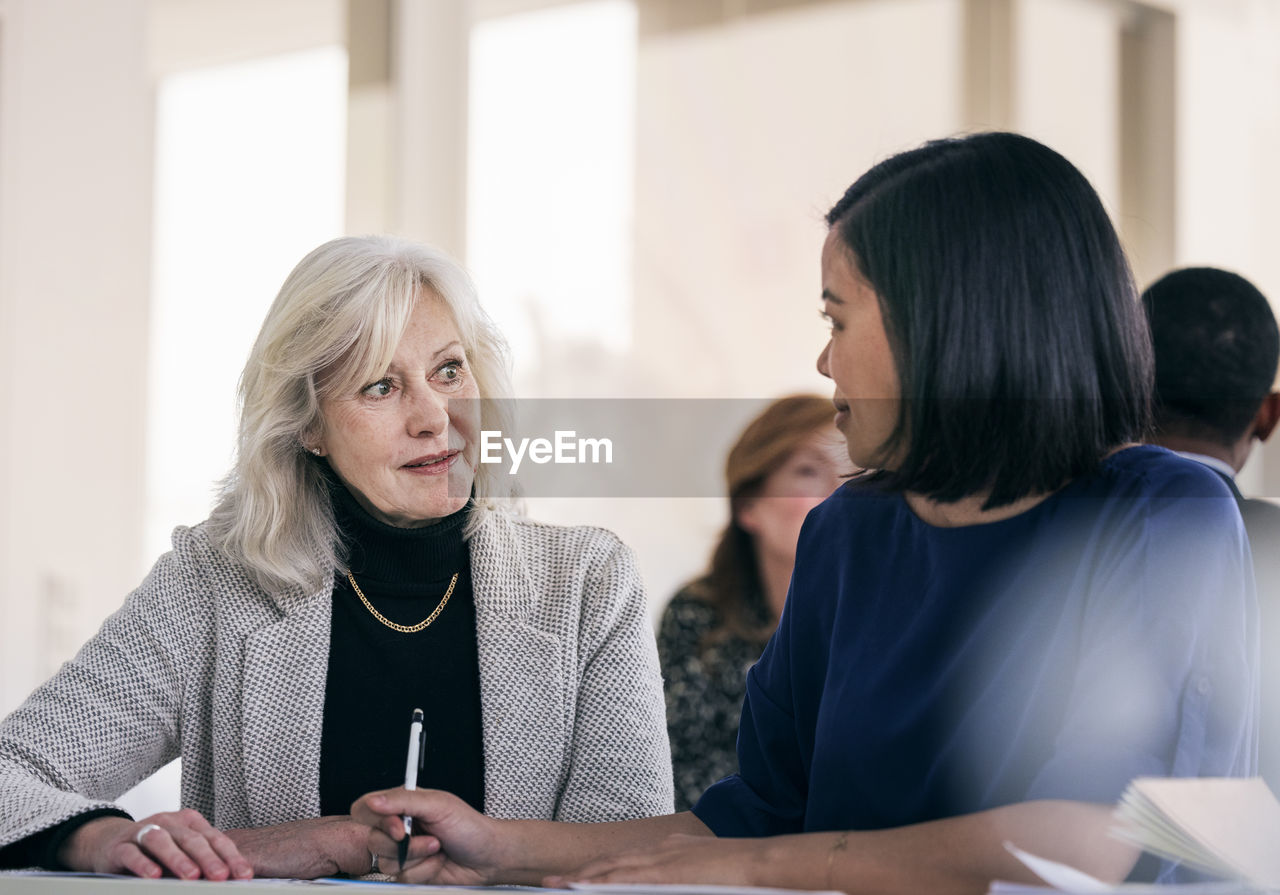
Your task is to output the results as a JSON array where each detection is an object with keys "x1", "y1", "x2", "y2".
[{"x1": 826, "y1": 832, "x2": 850, "y2": 891}]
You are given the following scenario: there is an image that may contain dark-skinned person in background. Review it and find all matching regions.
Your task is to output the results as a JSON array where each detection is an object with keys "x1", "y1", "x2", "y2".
[{"x1": 1142, "y1": 266, "x2": 1280, "y2": 789}]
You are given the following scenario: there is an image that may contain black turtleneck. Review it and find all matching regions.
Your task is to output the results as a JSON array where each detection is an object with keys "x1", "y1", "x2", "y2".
[{"x1": 319, "y1": 480, "x2": 485, "y2": 817}]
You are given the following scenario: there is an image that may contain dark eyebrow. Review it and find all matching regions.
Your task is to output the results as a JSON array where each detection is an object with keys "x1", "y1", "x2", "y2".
[{"x1": 821, "y1": 289, "x2": 844, "y2": 305}]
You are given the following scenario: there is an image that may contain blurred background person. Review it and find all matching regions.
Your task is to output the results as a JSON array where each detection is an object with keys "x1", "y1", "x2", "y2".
[
  {"x1": 658, "y1": 394, "x2": 847, "y2": 810},
  {"x1": 1141, "y1": 266, "x2": 1280, "y2": 788}
]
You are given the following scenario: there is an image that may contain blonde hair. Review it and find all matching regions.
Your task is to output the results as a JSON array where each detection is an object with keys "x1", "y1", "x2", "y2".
[{"x1": 208, "y1": 235, "x2": 516, "y2": 596}]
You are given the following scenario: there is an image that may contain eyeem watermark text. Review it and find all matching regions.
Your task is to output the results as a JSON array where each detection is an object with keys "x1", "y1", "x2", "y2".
[{"x1": 480, "y1": 430, "x2": 614, "y2": 474}]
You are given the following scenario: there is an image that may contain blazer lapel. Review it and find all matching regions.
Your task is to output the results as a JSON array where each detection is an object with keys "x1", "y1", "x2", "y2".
[
  {"x1": 241, "y1": 584, "x2": 333, "y2": 827},
  {"x1": 470, "y1": 513, "x2": 569, "y2": 818}
]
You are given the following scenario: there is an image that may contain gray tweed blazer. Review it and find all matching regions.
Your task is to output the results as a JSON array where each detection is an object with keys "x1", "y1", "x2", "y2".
[{"x1": 0, "y1": 509, "x2": 673, "y2": 849}]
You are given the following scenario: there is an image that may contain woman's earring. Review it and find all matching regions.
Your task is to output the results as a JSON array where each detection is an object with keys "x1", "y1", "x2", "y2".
[{"x1": 305, "y1": 445, "x2": 323, "y2": 456}]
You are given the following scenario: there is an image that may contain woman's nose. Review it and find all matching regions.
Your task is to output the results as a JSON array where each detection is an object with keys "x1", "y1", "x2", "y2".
[
  {"x1": 406, "y1": 386, "x2": 449, "y2": 437},
  {"x1": 816, "y1": 341, "x2": 832, "y2": 379}
]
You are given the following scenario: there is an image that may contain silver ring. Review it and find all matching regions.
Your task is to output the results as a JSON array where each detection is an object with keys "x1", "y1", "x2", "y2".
[
  {"x1": 370, "y1": 851, "x2": 380, "y2": 873},
  {"x1": 133, "y1": 823, "x2": 162, "y2": 847}
]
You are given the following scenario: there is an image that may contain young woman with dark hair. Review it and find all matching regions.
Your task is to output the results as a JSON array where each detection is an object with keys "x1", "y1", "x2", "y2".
[
  {"x1": 350, "y1": 132, "x2": 1256, "y2": 894},
  {"x1": 658, "y1": 395, "x2": 845, "y2": 810}
]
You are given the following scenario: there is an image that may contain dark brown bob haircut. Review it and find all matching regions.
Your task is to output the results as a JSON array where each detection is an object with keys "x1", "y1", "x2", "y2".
[{"x1": 826, "y1": 131, "x2": 1152, "y2": 508}]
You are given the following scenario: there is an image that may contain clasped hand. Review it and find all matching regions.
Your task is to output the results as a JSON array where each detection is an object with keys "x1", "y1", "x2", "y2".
[
  {"x1": 351, "y1": 788, "x2": 491, "y2": 884},
  {"x1": 351, "y1": 787, "x2": 764, "y2": 888}
]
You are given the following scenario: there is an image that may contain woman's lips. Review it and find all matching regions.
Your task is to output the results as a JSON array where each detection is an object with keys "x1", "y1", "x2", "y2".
[{"x1": 401, "y1": 451, "x2": 458, "y2": 475}]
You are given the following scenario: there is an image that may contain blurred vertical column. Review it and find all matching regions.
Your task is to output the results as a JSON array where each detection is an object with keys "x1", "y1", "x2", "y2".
[
  {"x1": 1118, "y1": 4, "x2": 1176, "y2": 290},
  {"x1": 345, "y1": 0, "x2": 395, "y2": 237},
  {"x1": 0, "y1": 0, "x2": 153, "y2": 714},
  {"x1": 345, "y1": 0, "x2": 470, "y2": 258},
  {"x1": 962, "y1": 0, "x2": 1014, "y2": 131}
]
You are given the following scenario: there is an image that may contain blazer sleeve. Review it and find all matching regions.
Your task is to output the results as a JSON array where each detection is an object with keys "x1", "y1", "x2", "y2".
[
  {"x1": 554, "y1": 535, "x2": 675, "y2": 822},
  {"x1": 0, "y1": 545, "x2": 204, "y2": 852}
]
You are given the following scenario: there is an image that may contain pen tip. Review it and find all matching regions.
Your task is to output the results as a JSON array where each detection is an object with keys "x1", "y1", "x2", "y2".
[{"x1": 412, "y1": 708, "x2": 424, "y2": 722}]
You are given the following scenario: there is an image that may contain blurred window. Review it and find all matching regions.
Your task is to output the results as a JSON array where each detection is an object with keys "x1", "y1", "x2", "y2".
[
  {"x1": 145, "y1": 46, "x2": 347, "y2": 566},
  {"x1": 467, "y1": 0, "x2": 636, "y2": 388}
]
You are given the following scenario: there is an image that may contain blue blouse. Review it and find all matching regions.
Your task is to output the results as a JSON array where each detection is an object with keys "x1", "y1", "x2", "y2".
[{"x1": 694, "y1": 446, "x2": 1257, "y2": 840}]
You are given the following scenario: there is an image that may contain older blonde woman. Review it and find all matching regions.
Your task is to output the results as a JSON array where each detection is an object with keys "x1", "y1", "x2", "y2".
[{"x1": 0, "y1": 236, "x2": 672, "y2": 880}]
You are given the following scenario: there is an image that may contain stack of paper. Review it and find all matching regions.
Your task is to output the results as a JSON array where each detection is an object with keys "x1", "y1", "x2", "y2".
[
  {"x1": 991, "y1": 778, "x2": 1280, "y2": 895},
  {"x1": 1111, "y1": 777, "x2": 1280, "y2": 889}
]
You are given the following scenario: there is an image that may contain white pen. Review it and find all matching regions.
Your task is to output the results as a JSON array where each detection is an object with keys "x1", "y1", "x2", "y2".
[{"x1": 399, "y1": 708, "x2": 425, "y2": 869}]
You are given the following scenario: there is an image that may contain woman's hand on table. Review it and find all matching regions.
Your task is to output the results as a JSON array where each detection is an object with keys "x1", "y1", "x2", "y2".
[
  {"x1": 58, "y1": 809, "x2": 253, "y2": 880},
  {"x1": 351, "y1": 787, "x2": 500, "y2": 884},
  {"x1": 225, "y1": 816, "x2": 376, "y2": 879},
  {"x1": 545, "y1": 834, "x2": 766, "y2": 889}
]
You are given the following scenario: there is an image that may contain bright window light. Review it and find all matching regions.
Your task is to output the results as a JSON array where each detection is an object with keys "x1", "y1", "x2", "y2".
[
  {"x1": 146, "y1": 47, "x2": 347, "y2": 568},
  {"x1": 467, "y1": 0, "x2": 637, "y2": 385}
]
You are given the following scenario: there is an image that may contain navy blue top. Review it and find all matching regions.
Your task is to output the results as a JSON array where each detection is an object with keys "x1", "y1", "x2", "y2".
[{"x1": 694, "y1": 447, "x2": 1257, "y2": 845}]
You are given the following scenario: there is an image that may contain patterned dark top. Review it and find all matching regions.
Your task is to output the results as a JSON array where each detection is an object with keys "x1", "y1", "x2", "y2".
[{"x1": 657, "y1": 587, "x2": 770, "y2": 811}]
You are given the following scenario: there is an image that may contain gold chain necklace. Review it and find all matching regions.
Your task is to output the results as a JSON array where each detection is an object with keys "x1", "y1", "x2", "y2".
[{"x1": 346, "y1": 570, "x2": 458, "y2": 634}]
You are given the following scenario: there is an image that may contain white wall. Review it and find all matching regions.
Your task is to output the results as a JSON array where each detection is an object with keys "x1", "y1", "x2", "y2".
[
  {"x1": 633, "y1": 0, "x2": 963, "y2": 402},
  {"x1": 604, "y1": 0, "x2": 966, "y2": 609},
  {"x1": 0, "y1": 0, "x2": 154, "y2": 713}
]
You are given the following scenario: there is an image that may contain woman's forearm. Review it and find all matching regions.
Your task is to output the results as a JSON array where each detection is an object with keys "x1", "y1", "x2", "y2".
[
  {"x1": 495, "y1": 812, "x2": 712, "y2": 884},
  {"x1": 759, "y1": 801, "x2": 1137, "y2": 895}
]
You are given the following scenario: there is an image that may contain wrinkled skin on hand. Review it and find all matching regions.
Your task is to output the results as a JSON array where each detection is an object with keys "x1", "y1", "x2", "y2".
[
  {"x1": 59, "y1": 808, "x2": 253, "y2": 881},
  {"x1": 225, "y1": 816, "x2": 377, "y2": 879}
]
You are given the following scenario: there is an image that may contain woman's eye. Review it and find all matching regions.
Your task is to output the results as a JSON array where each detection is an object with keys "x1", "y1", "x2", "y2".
[
  {"x1": 819, "y1": 310, "x2": 842, "y2": 333},
  {"x1": 362, "y1": 379, "x2": 394, "y2": 398},
  {"x1": 434, "y1": 362, "x2": 465, "y2": 387}
]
